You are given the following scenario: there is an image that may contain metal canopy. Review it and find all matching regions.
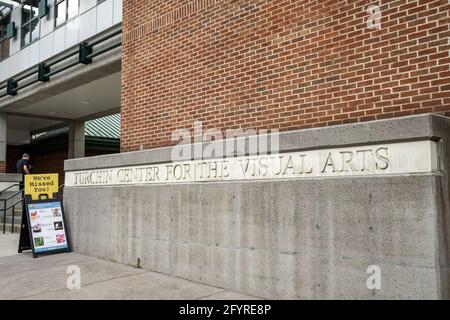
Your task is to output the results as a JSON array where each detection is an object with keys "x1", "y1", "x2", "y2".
[{"x1": 32, "y1": 114, "x2": 121, "y2": 141}]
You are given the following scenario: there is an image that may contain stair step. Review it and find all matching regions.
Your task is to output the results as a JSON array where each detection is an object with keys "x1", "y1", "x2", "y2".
[
  {"x1": 2, "y1": 225, "x2": 21, "y2": 233},
  {"x1": 1, "y1": 210, "x2": 23, "y2": 217},
  {"x1": 0, "y1": 217, "x2": 22, "y2": 223},
  {"x1": 1, "y1": 217, "x2": 22, "y2": 224}
]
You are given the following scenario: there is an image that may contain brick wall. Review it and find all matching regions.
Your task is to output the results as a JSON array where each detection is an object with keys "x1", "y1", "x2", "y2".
[{"x1": 121, "y1": 0, "x2": 450, "y2": 152}]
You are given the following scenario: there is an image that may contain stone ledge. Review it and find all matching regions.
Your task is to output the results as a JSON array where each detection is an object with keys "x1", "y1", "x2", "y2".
[
  {"x1": 0, "y1": 173, "x2": 22, "y2": 183},
  {"x1": 64, "y1": 114, "x2": 450, "y2": 171}
]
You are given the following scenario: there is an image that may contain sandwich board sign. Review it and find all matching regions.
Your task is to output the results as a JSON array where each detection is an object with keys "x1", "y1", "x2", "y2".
[
  {"x1": 18, "y1": 174, "x2": 71, "y2": 258},
  {"x1": 25, "y1": 199, "x2": 71, "y2": 258}
]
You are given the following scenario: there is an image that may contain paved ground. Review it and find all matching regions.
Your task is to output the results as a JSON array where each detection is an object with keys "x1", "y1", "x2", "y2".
[
  {"x1": 0, "y1": 234, "x2": 258, "y2": 300},
  {"x1": 0, "y1": 233, "x2": 20, "y2": 258}
]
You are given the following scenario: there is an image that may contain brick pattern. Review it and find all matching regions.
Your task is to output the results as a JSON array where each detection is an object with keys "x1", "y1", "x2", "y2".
[
  {"x1": 121, "y1": 0, "x2": 450, "y2": 152},
  {"x1": 123, "y1": 0, "x2": 221, "y2": 42},
  {"x1": 0, "y1": 161, "x2": 5, "y2": 173}
]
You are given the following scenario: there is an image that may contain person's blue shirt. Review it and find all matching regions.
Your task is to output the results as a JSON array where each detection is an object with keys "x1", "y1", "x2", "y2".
[{"x1": 16, "y1": 158, "x2": 30, "y2": 174}]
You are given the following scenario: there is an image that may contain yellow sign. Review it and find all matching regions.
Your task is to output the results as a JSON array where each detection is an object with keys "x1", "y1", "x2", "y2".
[{"x1": 25, "y1": 174, "x2": 59, "y2": 200}]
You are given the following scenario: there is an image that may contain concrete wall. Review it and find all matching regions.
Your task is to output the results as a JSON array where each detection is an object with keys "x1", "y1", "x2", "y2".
[{"x1": 63, "y1": 114, "x2": 450, "y2": 299}]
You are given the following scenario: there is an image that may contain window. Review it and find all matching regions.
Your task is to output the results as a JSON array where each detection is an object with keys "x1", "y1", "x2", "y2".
[
  {"x1": 21, "y1": 0, "x2": 40, "y2": 48},
  {"x1": 0, "y1": 16, "x2": 10, "y2": 60},
  {"x1": 55, "y1": 0, "x2": 79, "y2": 28}
]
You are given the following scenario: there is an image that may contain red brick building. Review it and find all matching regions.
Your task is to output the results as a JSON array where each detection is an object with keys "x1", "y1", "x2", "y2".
[
  {"x1": 1, "y1": 1, "x2": 448, "y2": 299},
  {"x1": 121, "y1": 0, "x2": 449, "y2": 151}
]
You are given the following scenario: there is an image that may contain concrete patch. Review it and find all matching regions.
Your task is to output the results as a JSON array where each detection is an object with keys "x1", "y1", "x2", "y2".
[
  {"x1": 1, "y1": 257, "x2": 146, "y2": 300},
  {"x1": 0, "y1": 253, "x2": 259, "y2": 300},
  {"x1": 0, "y1": 233, "x2": 20, "y2": 258},
  {"x1": 29, "y1": 272, "x2": 223, "y2": 300}
]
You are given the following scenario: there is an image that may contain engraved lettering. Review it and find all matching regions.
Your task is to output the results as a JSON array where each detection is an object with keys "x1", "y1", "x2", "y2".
[
  {"x1": 375, "y1": 147, "x2": 389, "y2": 170},
  {"x1": 321, "y1": 152, "x2": 337, "y2": 173}
]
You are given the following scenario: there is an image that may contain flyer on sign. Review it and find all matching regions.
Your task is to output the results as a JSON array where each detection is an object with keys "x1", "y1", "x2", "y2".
[{"x1": 27, "y1": 201, "x2": 69, "y2": 253}]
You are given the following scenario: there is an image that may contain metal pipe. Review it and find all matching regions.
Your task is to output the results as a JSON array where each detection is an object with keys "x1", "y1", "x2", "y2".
[
  {"x1": 6, "y1": 189, "x2": 24, "y2": 201},
  {"x1": 15, "y1": 68, "x2": 38, "y2": 82},
  {"x1": 11, "y1": 198, "x2": 23, "y2": 207},
  {"x1": 11, "y1": 204, "x2": 14, "y2": 234},
  {"x1": 47, "y1": 49, "x2": 79, "y2": 67},
  {"x1": 46, "y1": 60, "x2": 79, "y2": 77},
  {"x1": 15, "y1": 77, "x2": 39, "y2": 91},
  {"x1": 87, "y1": 41, "x2": 122, "y2": 60},
  {"x1": 0, "y1": 183, "x2": 19, "y2": 195},
  {"x1": 89, "y1": 27, "x2": 122, "y2": 47},
  {"x1": 2, "y1": 200, "x2": 6, "y2": 234},
  {"x1": 0, "y1": 27, "x2": 123, "y2": 100}
]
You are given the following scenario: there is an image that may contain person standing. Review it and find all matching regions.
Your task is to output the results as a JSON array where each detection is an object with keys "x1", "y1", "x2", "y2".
[
  {"x1": 17, "y1": 153, "x2": 31, "y2": 190},
  {"x1": 16, "y1": 153, "x2": 33, "y2": 253}
]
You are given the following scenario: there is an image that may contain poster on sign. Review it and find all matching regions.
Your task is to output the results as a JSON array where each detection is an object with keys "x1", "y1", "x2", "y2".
[
  {"x1": 24, "y1": 174, "x2": 59, "y2": 201},
  {"x1": 26, "y1": 200, "x2": 71, "y2": 257}
]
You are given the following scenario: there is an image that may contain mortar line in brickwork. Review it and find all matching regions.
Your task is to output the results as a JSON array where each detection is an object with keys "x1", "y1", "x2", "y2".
[{"x1": 123, "y1": 0, "x2": 223, "y2": 43}]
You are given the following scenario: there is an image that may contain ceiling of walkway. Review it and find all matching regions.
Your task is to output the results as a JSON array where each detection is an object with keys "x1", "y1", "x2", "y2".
[{"x1": 10, "y1": 72, "x2": 121, "y2": 120}]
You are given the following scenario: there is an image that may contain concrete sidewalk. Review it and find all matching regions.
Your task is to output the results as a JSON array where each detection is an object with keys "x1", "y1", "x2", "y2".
[
  {"x1": 0, "y1": 251, "x2": 259, "y2": 300},
  {"x1": 0, "y1": 233, "x2": 20, "y2": 258}
]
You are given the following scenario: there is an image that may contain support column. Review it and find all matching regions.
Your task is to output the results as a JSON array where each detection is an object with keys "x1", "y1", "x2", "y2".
[
  {"x1": 68, "y1": 120, "x2": 85, "y2": 159},
  {"x1": 0, "y1": 113, "x2": 7, "y2": 173}
]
